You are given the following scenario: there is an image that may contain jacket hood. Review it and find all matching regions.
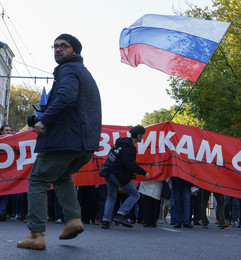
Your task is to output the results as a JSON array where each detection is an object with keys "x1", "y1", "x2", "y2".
[{"x1": 115, "y1": 137, "x2": 133, "y2": 147}]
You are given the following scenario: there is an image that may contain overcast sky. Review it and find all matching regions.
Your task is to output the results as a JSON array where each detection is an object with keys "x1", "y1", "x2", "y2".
[{"x1": 0, "y1": 0, "x2": 212, "y2": 126}]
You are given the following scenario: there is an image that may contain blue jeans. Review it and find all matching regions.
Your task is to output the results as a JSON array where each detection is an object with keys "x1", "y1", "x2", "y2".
[
  {"x1": 224, "y1": 196, "x2": 240, "y2": 222},
  {"x1": 172, "y1": 177, "x2": 191, "y2": 225},
  {"x1": 102, "y1": 173, "x2": 140, "y2": 222},
  {"x1": 0, "y1": 195, "x2": 9, "y2": 216},
  {"x1": 170, "y1": 190, "x2": 176, "y2": 223}
]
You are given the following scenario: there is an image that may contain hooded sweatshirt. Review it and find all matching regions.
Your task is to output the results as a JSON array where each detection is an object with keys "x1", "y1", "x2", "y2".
[{"x1": 104, "y1": 137, "x2": 146, "y2": 185}]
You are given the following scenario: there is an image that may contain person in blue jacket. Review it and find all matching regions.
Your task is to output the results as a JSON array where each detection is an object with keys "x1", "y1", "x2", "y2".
[
  {"x1": 101, "y1": 125, "x2": 150, "y2": 229},
  {"x1": 17, "y1": 34, "x2": 102, "y2": 250}
]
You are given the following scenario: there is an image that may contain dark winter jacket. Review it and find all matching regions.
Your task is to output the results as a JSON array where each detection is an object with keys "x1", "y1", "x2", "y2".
[
  {"x1": 34, "y1": 55, "x2": 102, "y2": 153},
  {"x1": 104, "y1": 137, "x2": 146, "y2": 185}
]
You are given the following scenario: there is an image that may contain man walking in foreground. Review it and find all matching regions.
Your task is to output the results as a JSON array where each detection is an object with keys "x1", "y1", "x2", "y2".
[
  {"x1": 17, "y1": 34, "x2": 101, "y2": 250},
  {"x1": 101, "y1": 125, "x2": 150, "y2": 229}
]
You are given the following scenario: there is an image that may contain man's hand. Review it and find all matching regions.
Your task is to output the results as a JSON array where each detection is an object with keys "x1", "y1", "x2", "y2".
[
  {"x1": 145, "y1": 172, "x2": 150, "y2": 180},
  {"x1": 33, "y1": 121, "x2": 46, "y2": 134}
]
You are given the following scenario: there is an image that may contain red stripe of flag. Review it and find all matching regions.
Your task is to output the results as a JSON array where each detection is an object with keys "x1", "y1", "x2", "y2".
[{"x1": 120, "y1": 44, "x2": 206, "y2": 82}]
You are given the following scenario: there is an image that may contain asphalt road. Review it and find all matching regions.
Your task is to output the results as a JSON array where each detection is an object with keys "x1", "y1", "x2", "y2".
[{"x1": 0, "y1": 218, "x2": 241, "y2": 260}]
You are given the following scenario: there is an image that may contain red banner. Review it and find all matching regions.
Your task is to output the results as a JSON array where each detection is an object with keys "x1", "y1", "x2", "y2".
[{"x1": 0, "y1": 122, "x2": 241, "y2": 198}]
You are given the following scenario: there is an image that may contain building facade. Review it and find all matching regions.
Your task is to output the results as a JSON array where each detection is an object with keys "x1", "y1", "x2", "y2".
[{"x1": 0, "y1": 41, "x2": 14, "y2": 126}]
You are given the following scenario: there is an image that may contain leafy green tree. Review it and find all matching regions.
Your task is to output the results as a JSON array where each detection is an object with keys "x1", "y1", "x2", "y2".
[
  {"x1": 171, "y1": 104, "x2": 205, "y2": 127},
  {"x1": 167, "y1": 0, "x2": 241, "y2": 137},
  {"x1": 8, "y1": 85, "x2": 41, "y2": 132},
  {"x1": 141, "y1": 105, "x2": 204, "y2": 127},
  {"x1": 141, "y1": 108, "x2": 172, "y2": 126}
]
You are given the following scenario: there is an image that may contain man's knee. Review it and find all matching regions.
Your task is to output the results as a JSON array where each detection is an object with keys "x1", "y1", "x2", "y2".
[
  {"x1": 131, "y1": 189, "x2": 140, "y2": 201},
  {"x1": 28, "y1": 181, "x2": 50, "y2": 194}
]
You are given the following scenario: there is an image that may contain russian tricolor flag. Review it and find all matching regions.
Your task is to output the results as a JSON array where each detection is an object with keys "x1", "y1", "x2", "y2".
[{"x1": 119, "y1": 14, "x2": 231, "y2": 82}]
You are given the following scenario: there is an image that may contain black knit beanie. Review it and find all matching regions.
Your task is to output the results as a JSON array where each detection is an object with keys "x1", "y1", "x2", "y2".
[
  {"x1": 55, "y1": 34, "x2": 82, "y2": 54},
  {"x1": 129, "y1": 125, "x2": 146, "y2": 137}
]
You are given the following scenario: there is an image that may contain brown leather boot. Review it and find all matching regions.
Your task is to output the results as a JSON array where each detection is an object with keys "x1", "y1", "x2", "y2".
[
  {"x1": 17, "y1": 232, "x2": 46, "y2": 250},
  {"x1": 59, "y1": 218, "x2": 84, "y2": 240}
]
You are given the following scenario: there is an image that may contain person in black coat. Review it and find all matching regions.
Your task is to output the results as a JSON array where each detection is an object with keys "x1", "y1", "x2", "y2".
[
  {"x1": 101, "y1": 125, "x2": 150, "y2": 229},
  {"x1": 17, "y1": 34, "x2": 101, "y2": 250}
]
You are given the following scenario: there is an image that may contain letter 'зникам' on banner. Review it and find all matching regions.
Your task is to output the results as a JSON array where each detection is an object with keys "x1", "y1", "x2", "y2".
[{"x1": 0, "y1": 122, "x2": 241, "y2": 198}]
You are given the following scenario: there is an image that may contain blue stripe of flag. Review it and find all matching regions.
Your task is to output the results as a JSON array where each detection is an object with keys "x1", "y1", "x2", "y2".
[{"x1": 120, "y1": 27, "x2": 217, "y2": 64}]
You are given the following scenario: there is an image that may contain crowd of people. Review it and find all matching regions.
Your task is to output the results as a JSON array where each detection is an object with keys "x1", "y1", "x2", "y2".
[{"x1": 1, "y1": 178, "x2": 241, "y2": 231}]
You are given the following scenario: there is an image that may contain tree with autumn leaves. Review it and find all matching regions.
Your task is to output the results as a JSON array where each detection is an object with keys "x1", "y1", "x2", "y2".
[{"x1": 8, "y1": 85, "x2": 41, "y2": 132}]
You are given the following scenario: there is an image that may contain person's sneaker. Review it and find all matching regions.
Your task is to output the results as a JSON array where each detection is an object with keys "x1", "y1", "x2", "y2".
[
  {"x1": 219, "y1": 223, "x2": 228, "y2": 229},
  {"x1": 23, "y1": 217, "x2": 29, "y2": 223},
  {"x1": 101, "y1": 221, "x2": 110, "y2": 229},
  {"x1": 17, "y1": 232, "x2": 46, "y2": 250},
  {"x1": 163, "y1": 218, "x2": 169, "y2": 224},
  {"x1": 202, "y1": 224, "x2": 208, "y2": 229},
  {"x1": 59, "y1": 218, "x2": 84, "y2": 239},
  {"x1": 143, "y1": 224, "x2": 150, "y2": 227},
  {"x1": 55, "y1": 218, "x2": 63, "y2": 224},
  {"x1": 174, "y1": 223, "x2": 182, "y2": 228},
  {"x1": 137, "y1": 219, "x2": 144, "y2": 224},
  {"x1": 194, "y1": 221, "x2": 201, "y2": 226},
  {"x1": 95, "y1": 219, "x2": 102, "y2": 225},
  {"x1": 113, "y1": 214, "x2": 133, "y2": 228},
  {"x1": 183, "y1": 223, "x2": 193, "y2": 228},
  {"x1": 15, "y1": 214, "x2": 20, "y2": 220},
  {"x1": 232, "y1": 221, "x2": 239, "y2": 228},
  {"x1": 158, "y1": 219, "x2": 164, "y2": 224}
]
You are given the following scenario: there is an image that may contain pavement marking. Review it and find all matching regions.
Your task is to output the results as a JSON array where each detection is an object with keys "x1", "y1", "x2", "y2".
[{"x1": 157, "y1": 227, "x2": 182, "y2": 232}]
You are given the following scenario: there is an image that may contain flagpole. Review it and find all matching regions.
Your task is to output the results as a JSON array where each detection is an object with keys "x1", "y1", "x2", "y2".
[
  {"x1": 170, "y1": 21, "x2": 232, "y2": 122},
  {"x1": 170, "y1": 80, "x2": 197, "y2": 122},
  {"x1": 170, "y1": 61, "x2": 208, "y2": 122}
]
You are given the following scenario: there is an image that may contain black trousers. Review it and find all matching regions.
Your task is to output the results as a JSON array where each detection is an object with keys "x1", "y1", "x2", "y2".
[
  {"x1": 201, "y1": 189, "x2": 225, "y2": 225},
  {"x1": 142, "y1": 194, "x2": 160, "y2": 227}
]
